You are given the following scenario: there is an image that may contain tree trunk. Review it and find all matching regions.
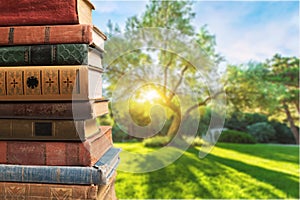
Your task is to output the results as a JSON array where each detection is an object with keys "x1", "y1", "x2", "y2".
[
  {"x1": 166, "y1": 114, "x2": 181, "y2": 138},
  {"x1": 283, "y1": 103, "x2": 299, "y2": 144}
]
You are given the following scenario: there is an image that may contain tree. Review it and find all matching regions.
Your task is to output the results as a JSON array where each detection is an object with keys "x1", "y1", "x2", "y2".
[
  {"x1": 104, "y1": 0, "x2": 225, "y2": 139},
  {"x1": 226, "y1": 55, "x2": 299, "y2": 144}
]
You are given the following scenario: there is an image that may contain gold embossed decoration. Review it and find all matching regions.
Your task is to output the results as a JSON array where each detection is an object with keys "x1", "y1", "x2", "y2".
[
  {"x1": 50, "y1": 188, "x2": 73, "y2": 200},
  {"x1": 7, "y1": 71, "x2": 23, "y2": 96},
  {"x1": 0, "y1": 71, "x2": 5, "y2": 96},
  {"x1": 43, "y1": 69, "x2": 59, "y2": 95},
  {"x1": 25, "y1": 70, "x2": 41, "y2": 95},
  {"x1": 5, "y1": 186, "x2": 26, "y2": 199},
  {"x1": 60, "y1": 69, "x2": 77, "y2": 95}
]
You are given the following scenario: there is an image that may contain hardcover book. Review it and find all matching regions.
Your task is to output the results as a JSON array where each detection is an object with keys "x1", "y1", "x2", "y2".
[
  {"x1": 0, "y1": 25, "x2": 106, "y2": 51},
  {"x1": 0, "y1": 99, "x2": 109, "y2": 120},
  {"x1": 0, "y1": 65, "x2": 102, "y2": 101},
  {"x1": 0, "y1": 118, "x2": 103, "y2": 141},
  {"x1": 0, "y1": 172, "x2": 117, "y2": 200},
  {"x1": 0, "y1": 147, "x2": 121, "y2": 185},
  {"x1": 0, "y1": 126, "x2": 113, "y2": 166},
  {"x1": 0, "y1": 44, "x2": 103, "y2": 67},
  {"x1": 0, "y1": 0, "x2": 95, "y2": 26}
]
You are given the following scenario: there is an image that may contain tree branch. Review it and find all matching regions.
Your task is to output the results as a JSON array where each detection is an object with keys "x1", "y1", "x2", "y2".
[
  {"x1": 163, "y1": 54, "x2": 174, "y2": 95},
  {"x1": 182, "y1": 90, "x2": 224, "y2": 122},
  {"x1": 168, "y1": 65, "x2": 188, "y2": 101}
]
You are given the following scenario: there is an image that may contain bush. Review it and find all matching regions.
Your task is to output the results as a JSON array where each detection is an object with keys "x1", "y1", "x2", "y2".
[
  {"x1": 270, "y1": 121, "x2": 296, "y2": 144},
  {"x1": 219, "y1": 130, "x2": 256, "y2": 144},
  {"x1": 143, "y1": 136, "x2": 171, "y2": 147},
  {"x1": 246, "y1": 122, "x2": 276, "y2": 143},
  {"x1": 191, "y1": 137, "x2": 205, "y2": 146}
]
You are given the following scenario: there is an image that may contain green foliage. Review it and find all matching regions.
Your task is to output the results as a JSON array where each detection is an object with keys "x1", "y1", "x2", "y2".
[
  {"x1": 143, "y1": 136, "x2": 171, "y2": 147},
  {"x1": 191, "y1": 137, "x2": 204, "y2": 146},
  {"x1": 225, "y1": 112, "x2": 268, "y2": 132},
  {"x1": 247, "y1": 122, "x2": 276, "y2": 143},
  {"x1": 219, "y1": 129, "x2": 256, "y2": 144},
  {"x1": 270, "y1": 120, "x2": 296, "y2": 144},
  {"x1": 115, "y1": 142, "x2": 299, "y2": 199},
  {"x1": 225, "y1": 55, "x2": 299, "y2": 144}
]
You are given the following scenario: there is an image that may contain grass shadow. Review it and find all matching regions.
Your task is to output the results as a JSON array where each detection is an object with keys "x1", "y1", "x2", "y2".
[
  {"x1": 208, "y1": 152, "x2": 299, "y2": 198},
  {"x1": 216, "y1": 143, "x2": 299, "y2": 164}
]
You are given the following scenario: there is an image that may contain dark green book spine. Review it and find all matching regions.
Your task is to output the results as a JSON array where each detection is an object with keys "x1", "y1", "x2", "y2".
[{"x1": 0, "y1": 44, "x2": 88, "y2": 66}]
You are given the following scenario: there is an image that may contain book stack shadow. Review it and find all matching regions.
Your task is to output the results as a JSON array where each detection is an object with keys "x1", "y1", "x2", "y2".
[{"x1": 0, "y1": 0, "x2": 120, "y2": 199}]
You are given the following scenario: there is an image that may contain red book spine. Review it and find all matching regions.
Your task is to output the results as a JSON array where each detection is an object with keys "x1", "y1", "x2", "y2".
[
  {"x1": 0, "y1": 126, "x2": 113, "y2": 166},
  {"x1": 0, "y1": 0, "x2": 78, "y2": 26},
  {"x1": 0, "y1": 25, "x2": 93, "y2": 46}
]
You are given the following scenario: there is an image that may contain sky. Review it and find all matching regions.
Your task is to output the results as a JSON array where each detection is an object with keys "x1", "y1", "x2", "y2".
[{"x1": 91, "y1": 0, "x2": 299, "y2": 65}]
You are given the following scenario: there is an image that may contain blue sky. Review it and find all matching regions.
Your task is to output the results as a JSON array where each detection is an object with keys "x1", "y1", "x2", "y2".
[{"x1": 91, "y1": 0, "x2": 299, "y2": 64}]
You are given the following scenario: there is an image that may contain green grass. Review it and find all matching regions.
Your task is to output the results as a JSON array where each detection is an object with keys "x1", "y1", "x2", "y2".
[{"x1": 114, "y1": 142, "x2": 299, "y2": 199}]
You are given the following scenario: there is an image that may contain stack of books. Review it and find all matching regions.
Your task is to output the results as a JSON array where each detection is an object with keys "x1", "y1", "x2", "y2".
[{"x1": 0, "y1": 0, "x2": 120, "y2": 199}]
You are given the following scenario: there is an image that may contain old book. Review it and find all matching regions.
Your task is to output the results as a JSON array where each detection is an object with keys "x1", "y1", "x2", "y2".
[
  {"x1": 0, "y1": 172, "x2": 118, "y2": 200},
  {"x1": 0, "y1": 126, "x2": 113, "y2": 166},
  {"x1": 98, "y1": 172, "x2": 117, "y2": 200},
  {"x1": 0, "y1": 99, "x2": 109, "y2": 120},
  {"x1": 0, "y1": 25, "x2": 106, "y2": 51},
  {"x1": 0, "y1": 44, "x2": 103, "y2": 67},
  {"x1": 0, "y1": 147, "x2": 121, "y2": 185},
  {"x1": 0, "y1": 118, "x2": 105, "y2": 141},
  {"x1": 0, "y1": 65, "x2": 102, "y2": 101},
  {"x1": 0, "y1": 0, "x2": 95, "y2": 26}
]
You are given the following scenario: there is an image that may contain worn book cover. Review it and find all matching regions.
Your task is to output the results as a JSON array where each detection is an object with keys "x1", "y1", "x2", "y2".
[
  {"x1": 0, "y1": 99, "x2": 109, "y2": 120},
  {"x1": 0, "y1": 126, "x2": 113, "y2": 166},
  {"x1": 0, "y1": 65, "x2": 102, "y2": 101},
  {"x1": 0, "y1": 44, "x2": 103, "y2": 67},
  {"x1": 0, "y1": 0, "x2": 95, "y2": 26},
  {"x1": 0, "y1": 147, "x2": 121, "y2": 185},
  {"x1": 0, "y1": 25, "x2": 106, "y2": 51},
  {"x1": 0, "y1": 172, "x2": 117, "y2": 200},
  {"x1": 0, "y1": 118, "x2": 103, "y2": 141}
]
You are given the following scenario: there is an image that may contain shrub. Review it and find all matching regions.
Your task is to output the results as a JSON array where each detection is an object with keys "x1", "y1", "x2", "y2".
[
  {"x1": 270, "y1": 121, "x2": 296, "y2": 144},
  {"x1": 246, "y1": 122, "x2": 276, "y2": 143},
  {"x1": 143, "y1": 136, "x2": 171, "y2": 147},
  {"x1": 218, "y1": 129, "x2": 256, "y2": 144},
  {"x1": 192, "y1": 137, "x2": 205, "y2": 146}
]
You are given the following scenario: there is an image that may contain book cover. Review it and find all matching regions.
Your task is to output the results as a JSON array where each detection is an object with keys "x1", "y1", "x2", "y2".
[
  {"x1": 0, "y1": 25, "x2": 106, "y2": 51},
  {"x1": 0, "y1": 118, "x2": 102, "y2": 141},
  {"x1": 0, "y1": 182, "x2": 98, "y2": 200},
  {"x1": 0, "y1": 44, "x2": 103, "y2": 67},
  {"x1": 0, "y1": 0, "x2": 95, "y2": 26},
  {"x1": 0, "y1": 172, "x2": 117, "y2": 200},
  {"x1": 0, "y1": 126, "x2": 113, "y2": 166},
  {"x1": 0, "y1": 99, "x2": 109, "y2": 120},
  {"x1": 0, "y1": 65, "x2": 102, "y2": 101},
  {"x1": 0, "y1": 147, "x2": 121, "y2": 185}
]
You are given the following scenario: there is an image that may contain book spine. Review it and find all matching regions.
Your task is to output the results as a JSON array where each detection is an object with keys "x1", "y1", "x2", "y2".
[
  {"x1": 0, "y1": 0, "x2": 78, "y2": 26},
  {"x1": 0, "y1": 127, "x2": 113, "y2": 166},
  {"x1": 0, "y1": 101, "x2": 91, "y2": 120},
  {"x1": 0, "y1": 182, "x2": 98, "y2": 200},
  {"x1": 0, "y1": 44, "x2": 89, "y2": 66},
  {"x1": 0, "y1": 147, "x2": 121, "y2": 185},
  {"x1": 0, "y1": 25, "x2": 93, "y2": 46},
  {"x1": 0, "y1": 119, "x2": 99, "y2": 141},
  {"x1": 0, "y1": 65, "x2": 102, "y2": 101}
]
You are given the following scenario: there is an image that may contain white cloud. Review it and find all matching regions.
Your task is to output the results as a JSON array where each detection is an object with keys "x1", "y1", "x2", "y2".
[{"x1": 193, "y1": 2, "x2": 299, "y2": 64}]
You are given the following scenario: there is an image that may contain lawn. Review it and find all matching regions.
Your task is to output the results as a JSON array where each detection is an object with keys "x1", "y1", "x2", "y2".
[{"x1": 114, "y1": 142, "x2": 299, "y2": 199}]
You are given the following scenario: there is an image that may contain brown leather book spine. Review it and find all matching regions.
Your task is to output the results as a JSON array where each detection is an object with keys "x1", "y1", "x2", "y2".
[
  {"x1": 0, "y1": 126, "x2": 113, "y2": 166},
  {"x1": 0, "y1": 100, "x2": 108, "y2": 120},
  {"x1": 0, "y1": 102, "x2": 90, "y2": 119},
  {"x1": 0, "y1": 182, "x2": 98, "y2": 200},
  {"x1": 0, "y1": 0, "x2": 78, "y2": 26},
  {"x1": 0, "y1": 25, "x2": 93, "y2": 46}
]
